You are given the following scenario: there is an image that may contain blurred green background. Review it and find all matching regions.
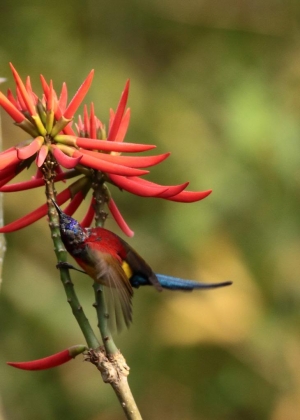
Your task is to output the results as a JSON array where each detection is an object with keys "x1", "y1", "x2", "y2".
[{"x1": 1, "y1": 1, "x2": 300, "y2": 419}]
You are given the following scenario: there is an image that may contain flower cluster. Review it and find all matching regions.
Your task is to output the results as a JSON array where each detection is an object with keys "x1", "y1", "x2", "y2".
[{"x1": 0, "y1": 64, "x2": 211, "y2": 236}]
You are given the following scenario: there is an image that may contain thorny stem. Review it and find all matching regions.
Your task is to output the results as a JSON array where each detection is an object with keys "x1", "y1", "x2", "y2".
[{"x1": 43, "y1": 154, "x2": 99, "y2": 349}]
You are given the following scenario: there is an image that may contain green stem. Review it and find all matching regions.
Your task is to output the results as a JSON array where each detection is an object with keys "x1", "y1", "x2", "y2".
[
  {"x1": 93, "y1": 283, "x2": 118, "y2": 354},
  {"x1": 57, "y1": 264, "x2": 99, "y2": 349},
  {"x1": 44, "y1": 158, "x2": 100, "y2": 349}
]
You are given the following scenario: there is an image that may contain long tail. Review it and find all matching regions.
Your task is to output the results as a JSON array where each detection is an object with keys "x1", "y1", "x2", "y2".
[{"x1": 131, "y1": 273, "x2": 232, "y2": 291}]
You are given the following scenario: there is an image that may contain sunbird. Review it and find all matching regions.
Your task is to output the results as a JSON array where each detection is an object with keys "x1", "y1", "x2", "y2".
[{"x1": 52, "y1": 200, "x2": 232, "y2": 331}]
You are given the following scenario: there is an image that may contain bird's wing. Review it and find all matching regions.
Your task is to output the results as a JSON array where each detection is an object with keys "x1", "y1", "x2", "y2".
[
  {"x1": 119, "y1": 238, "x2": 162, "y2": 292},
  {"x1": 87, "y1": 246, "x2": 133, "y2": 332}
]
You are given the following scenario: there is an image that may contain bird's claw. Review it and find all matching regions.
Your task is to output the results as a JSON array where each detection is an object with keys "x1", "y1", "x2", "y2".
[
  {"x1": 56, "y1": 261, "x2": 74, "y2": 270},
  {"x1": 56, "y1": 261, "x2": 87, "y2": 275}
]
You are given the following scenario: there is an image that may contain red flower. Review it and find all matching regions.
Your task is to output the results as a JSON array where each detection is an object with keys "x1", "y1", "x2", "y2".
[
  {"x1": 0, "y1": 64, "x2": 212, "y2": 236},
  {"x1": 7, "y1": 344, "x2": 87, "y2": 370}
]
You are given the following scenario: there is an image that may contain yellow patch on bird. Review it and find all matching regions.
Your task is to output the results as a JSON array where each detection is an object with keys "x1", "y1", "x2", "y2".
[{"x1": 122, "y1": 261, "x2": 133, "y2": 279}]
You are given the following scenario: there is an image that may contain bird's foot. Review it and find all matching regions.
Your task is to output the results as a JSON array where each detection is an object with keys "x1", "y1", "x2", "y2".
[{"x1": 56, "y1": 262, "x2": 87, "y2": 275}]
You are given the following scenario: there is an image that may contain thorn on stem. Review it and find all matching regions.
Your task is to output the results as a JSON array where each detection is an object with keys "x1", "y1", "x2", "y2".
[{"x1": 64, "y1": 279, "x2": 73, "y2": 286}]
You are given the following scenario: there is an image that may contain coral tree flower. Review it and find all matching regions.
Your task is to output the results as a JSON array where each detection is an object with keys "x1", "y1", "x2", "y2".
[
  {"x1": 7, "y1": 344, "x2": 87, "y2": 370},
  {"x1": 0, "y1": 64, "x2": 212, "y2": 236}
]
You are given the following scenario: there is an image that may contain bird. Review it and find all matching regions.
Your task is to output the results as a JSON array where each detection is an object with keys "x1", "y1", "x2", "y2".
[{"x1": 52, "y1": 200, "x2": 232, "y2": 331}]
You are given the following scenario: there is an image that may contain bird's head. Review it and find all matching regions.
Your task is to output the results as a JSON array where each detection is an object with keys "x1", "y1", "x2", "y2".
[{"x1": 51, "y1": 199, "x2": 88, "y2": 247}]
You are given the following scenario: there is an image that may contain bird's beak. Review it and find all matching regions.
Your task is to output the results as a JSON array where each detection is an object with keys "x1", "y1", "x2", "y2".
[{"x1": 51, "y1": 198, "x2": 63, "y2": 215}]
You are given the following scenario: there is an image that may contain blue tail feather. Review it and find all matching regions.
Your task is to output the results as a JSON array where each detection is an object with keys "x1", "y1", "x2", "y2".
[{"x1": 131, "y1": 273, "x2": 232, "y2": 291}]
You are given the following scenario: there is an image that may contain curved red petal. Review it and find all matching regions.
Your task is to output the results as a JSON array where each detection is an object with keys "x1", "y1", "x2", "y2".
[
  {"x1": 0, "y1": 174, "x2": 18, "y2": 188},
  {"x1": 79, "y1": 151, "x2": 149, "y2": 176},
  {"x1": 95, "y1": 117, "x2": 103, "y2": 131},
  {"x1": 47, "y1": 80, "x2": 54, "y2": 111},
  {"x1": 17, "y1": 137, "x2": 43, "y2": 160},
  {"x1": 36, "y1": 145, "x2": 49, "y2": 167},
  {"x1": 62, "y1": 124, "x2": 76, "y2": 136},
  {"x1": 75, "y1": 137, "x2": 156, "y2": 153},
  {"x1": 7, "y1": 345, "x2": 86, "y2": 371},
  {"x1": 83, "y1": 150, "x2": 170, "y2": 168},
  {"x1": 80, "y1": 197, "x2": 96, "y2": 227},
  {"x1": 48, "y1": 96, "x2": 76, "y2": 138},
  {"x1": 129, "y1": 177, "x2": 189, "y2": 198},
  {"x1": 108, "y1": 174, "x2": 168, "y2": 197},
  {"x1": 63, "y1": 191, "x2": 84, "y2": 216},
  {"x1": 115, "y1": 108, "x2": 130, "y2": 142},
  {"x1": 108, "y1": 198, "x2": 134, "y2": 237},
  {"x1": 166, "y1": 189, "x2": 212, "y2": 202},
  {"x1": 108, "y1": 80, "x2": 130, "y2": 140},
  {"x1": 16, "y1": 87, "x2": 27, "y2": 110},
  {"x1": 76, "y1": 115, "x2": 84, "y2": 134},
  {"x1": 7, "y1": 89, "x2": 19, "y2": 109},
  {"x1": 0, "y1": 178, "x2": 45, "y2": 192},
  {"x1": 7, "y1": 349, "x2": 72, "y2": 371},
  {"x1": 0, "y1": 170, "x2": 73, "y2": 192},
  {"x1": 64, "y1": 70, "x2": 94, "y2": 119},
  {"x1": 0, "y1": 166, "x2": 16, "y2": 181},
  {"x1": 58, "y1": 82, "x2": 68, "y2": 112},
  {"x1": 40, "y1": 74, "x2": 50, "y2": 96},
  {"x1": 25, "y1": 76, "x2": 32, "y2": 91},
  {"x1": 10, "y1": 63, "x2": 36, "y2": 115},
  {"x1": 157, "y1": 183, "x2": 189, "y2": 198},
  {"x1": 89, "y1": 102, "x2": 96, "y2": 139},
  {"x1": 0, "y1": 149, "x2": 19, "y2": 170},
  {"x1": 108, "y1": 108, "x2": 114, "y2": 133},
  {"x1": 0, "y1": 91, "x2": 25, "y2": 123},
  {"x1": 26, "y1": 76, "x2": 38, "y2": 106},
  {"x1": 83, "y1": 104, "x2": 90, "y2": 134},
  {"x1": 52, "y1": 145, "x2": 82, "y2": 169},
  {"x1": 0, "y1": 163, "x2": 25, "y2": 182},
  {"x1": 0, "y1": 203, "x2": 48, "y2": 233}
]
